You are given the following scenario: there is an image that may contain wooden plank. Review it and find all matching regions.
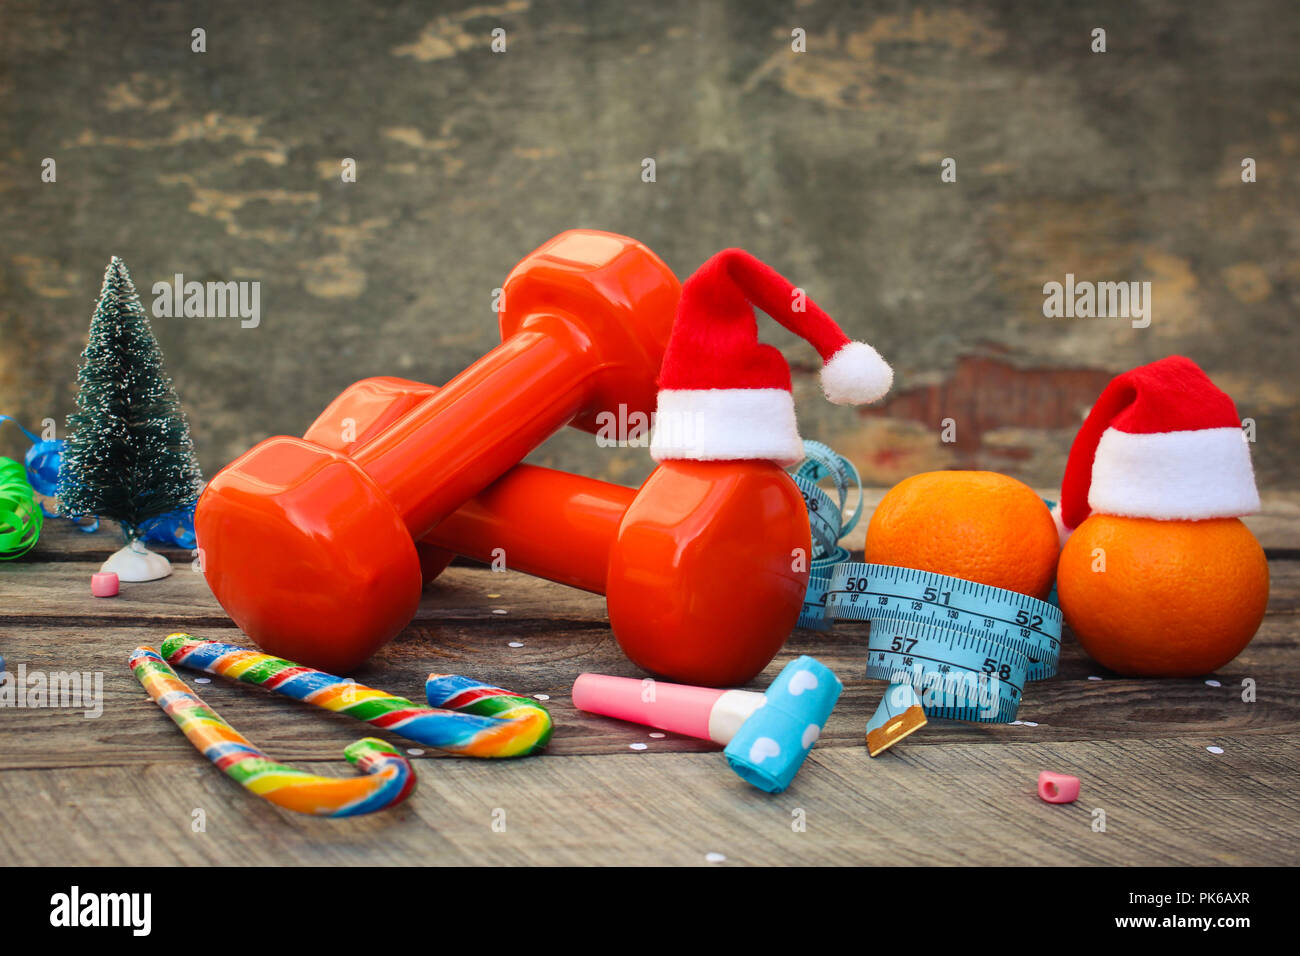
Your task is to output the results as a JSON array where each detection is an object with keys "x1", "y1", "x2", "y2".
[
  {"x1": 1, "y1": 577, "x2": 1296, "y2": 769},
  {"x1": 3, "y1": 549, "x2": 1297, "y2": 764},
  {"x1": 1, "y1": 735, "x2": 1295, "y2": 867},
  {"x1": 1, "y1": 558, "x2": 612, "y2": 626},
  {"x1": 3, "y1": 525, "x2": 1296, "y2": 867}
]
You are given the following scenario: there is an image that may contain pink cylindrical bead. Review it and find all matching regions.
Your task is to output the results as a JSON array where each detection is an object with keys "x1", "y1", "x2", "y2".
[
  {"x1": 1037, "y1": 770, "x2": 1080, "y2": 804},
  {"x1": 91, "y1": 571, "x2": 119, "y2": 598}
]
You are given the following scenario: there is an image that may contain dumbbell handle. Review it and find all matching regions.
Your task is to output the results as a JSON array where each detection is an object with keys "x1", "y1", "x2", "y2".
[
  {"x1": 336, "y1": 229, "x2": 678, "y2": 539},
  {"x1": 423, "y1": 464, "x2": 635, "y2": 594},
  {"x1": 307, "y1": 378, "x2": 631, "y2": 590},
  {"x1": 355, "y1": 321, "x2": 597, "y2": 536}
]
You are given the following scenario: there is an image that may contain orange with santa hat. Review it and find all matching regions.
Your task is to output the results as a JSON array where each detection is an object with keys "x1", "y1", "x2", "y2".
[{"x1": 1055, "y1": 356, "x2": 1269, "y2": 676}]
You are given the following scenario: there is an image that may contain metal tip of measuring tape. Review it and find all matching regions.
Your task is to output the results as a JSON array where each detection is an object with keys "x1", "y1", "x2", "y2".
[
  {"x1": 865, "y1": 681, "x2": 928, "y2": 757},
  {"x1": 866, "y1": 708, "x2": 926, "y2": 758}
]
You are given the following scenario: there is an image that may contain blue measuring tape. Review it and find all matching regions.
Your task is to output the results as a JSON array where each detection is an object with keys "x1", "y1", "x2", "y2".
[
  {"x1": 825, "y1": 563, "x2": 1061, "y2": 722},
  {"x1": 789, "y1": 442, "x2": 1062, "y2": 726},
  {"x1": 789, "y1": 440, "x2": 862, "y2": 630}
]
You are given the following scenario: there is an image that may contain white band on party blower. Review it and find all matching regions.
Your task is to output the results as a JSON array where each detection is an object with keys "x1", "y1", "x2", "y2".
[{"x1": 572, "y1": 655, "x2": 842, "y2": 793}]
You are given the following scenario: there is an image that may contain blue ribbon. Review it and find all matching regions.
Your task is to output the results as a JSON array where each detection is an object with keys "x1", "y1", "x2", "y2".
[
  {"x1": 137, "y1": 507, "x2": 198, "y2": 549},
  {"x1": 0, "y1": 416, "x2": 97, "y2": 532},
  {"x1": 2, "y1": 414, "x2": 197, "y2": 545}
]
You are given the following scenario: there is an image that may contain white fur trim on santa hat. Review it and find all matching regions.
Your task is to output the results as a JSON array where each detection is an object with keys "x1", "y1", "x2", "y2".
[
  {"x1": 820, "y1": 341, "x2": 893, "y2": 405},
  {"x1": 1089, "y1": 426, "x2": 1260, "y2": 521},
  {"x1": 1050, "y1": 502, "x2": 1071, "y2": 547},
  {"x1": 649, "y1": 388, "x2": 804, "y2": 466}
]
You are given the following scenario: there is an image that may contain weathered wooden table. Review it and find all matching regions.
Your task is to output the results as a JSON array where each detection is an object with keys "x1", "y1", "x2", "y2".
[{"x1": 3, "y1": 500, "x2": 1298, "y2": 866}]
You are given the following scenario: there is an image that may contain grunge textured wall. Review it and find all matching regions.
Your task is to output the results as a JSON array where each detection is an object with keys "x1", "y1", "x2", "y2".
[{"x1": 2, "y1": 0, "x2": 1296, "y2": 490}]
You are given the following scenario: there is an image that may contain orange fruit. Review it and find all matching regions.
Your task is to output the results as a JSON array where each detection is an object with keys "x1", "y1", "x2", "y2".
[
  {"x1": 864, "y1": 471, "x2": 1059, "y2": 598},
  {"x1": 1057, "y1": 515, "x2": 1268, "y2": 676}
]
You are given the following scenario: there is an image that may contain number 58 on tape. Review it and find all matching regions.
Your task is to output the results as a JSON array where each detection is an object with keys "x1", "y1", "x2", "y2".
[{"x1": 825, "y1": 563, "x2": 1063, "y2": 724}]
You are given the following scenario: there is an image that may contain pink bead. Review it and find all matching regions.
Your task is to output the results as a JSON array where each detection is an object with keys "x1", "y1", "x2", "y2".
[
  {"x1": 1037, "y1": 770, "x2": 1080, "y2": 804},
  {"x1": 91, "y1": 572, "x2": 119, "y2": 598}
]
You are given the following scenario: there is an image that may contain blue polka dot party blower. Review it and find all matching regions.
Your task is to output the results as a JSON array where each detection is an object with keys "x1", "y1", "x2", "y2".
[{"x1": 572, "y1": 656, "x2": 842, "y2": 793}]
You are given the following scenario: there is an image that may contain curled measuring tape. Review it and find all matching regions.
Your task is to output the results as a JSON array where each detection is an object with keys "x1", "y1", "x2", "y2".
[
  {"x1": 825, "y1": 562, "x2": 1062, "y2": 723},
  {"x1": 788, "y1": 443, "x2": 1063, "y2": 737},
  {"x1": 789, "y1": 441, "x2": 863, "y2": 629}
]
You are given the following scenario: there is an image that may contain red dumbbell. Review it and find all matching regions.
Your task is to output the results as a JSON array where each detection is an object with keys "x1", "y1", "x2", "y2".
[
  {"x1": 306, "y1": 377, "x2": 810, "y2": 687},
  {"x1": 196, "y1": 231, "x2": 680, "y2": 673},
  {"x1": 307, "y1": 247, "x2": 892, "y2": 686}
]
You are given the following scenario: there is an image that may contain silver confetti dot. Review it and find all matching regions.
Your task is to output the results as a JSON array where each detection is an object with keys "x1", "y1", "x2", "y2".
[
  {"x1": 1010, "y1": 720, "x2": 1024, "y2": 726},
  {"x1": 492, "y1": 609, "x2": 508, "y2": 615},
  {"x1": 1206, "y1": 746, "x2": 1225, "y2": 755},
  {"x1": 406, "y1": 748, "x2": 425, "y2": 756},
  {"x1": 629, "y1": 743, "x2": 647, "y2": 751},
  {"x1": 194, "y1": 677, "x2": 211, "y2": 684},
  {"x1": 705, "y1": 852, "x2": 726, "y2": 863},
  {"x1": 533, "y1": 693, "x2": 550, "y2": 701},
  {"x1": 1023, "y1": 721, "x2": 1039, "y2": 727},
  {"x1": 1087, "y1": 676, "x2": 1103, "y2": 681},
  {"x1": 508, "y1": 641, "x2": 524, "y2": 648},
  {"x1": 1205, "y1": 680, "x2": 1222, "y2": 687},
  {"x1": 649, "y1": 732, "x2": 666, "y2": 738}
]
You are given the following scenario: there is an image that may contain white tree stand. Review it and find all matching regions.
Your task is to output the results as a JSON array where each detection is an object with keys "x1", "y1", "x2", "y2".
[{"x1": 100, "y1": 538, "x2": 172, "y2": 582}]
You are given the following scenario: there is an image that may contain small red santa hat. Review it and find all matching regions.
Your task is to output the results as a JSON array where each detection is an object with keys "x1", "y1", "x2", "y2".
[
  {"x1": 649, "y1": 249, "x2": 892, "y2": 466},
  {"x1": 1054, "y1": 355, "x2": 1259, "y2": 543}
]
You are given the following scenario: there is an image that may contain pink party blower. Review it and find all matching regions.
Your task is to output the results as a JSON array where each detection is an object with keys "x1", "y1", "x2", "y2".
[{"x1": 572, "y1": 655, "x2": 841, "y2": 792}]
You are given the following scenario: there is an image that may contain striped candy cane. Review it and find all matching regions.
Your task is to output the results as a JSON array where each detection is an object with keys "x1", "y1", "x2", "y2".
[
  {"x1": 130, "y1": 647, "x2": 414, "y2": 817},
  {"x1": 162, "y1": 634, "x2": 552, "y2": 757}
]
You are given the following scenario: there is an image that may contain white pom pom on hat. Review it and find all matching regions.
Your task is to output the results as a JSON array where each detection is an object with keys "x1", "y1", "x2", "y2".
[{"x1": 820, "y1": 340, "x2": 893, "y2": 405}]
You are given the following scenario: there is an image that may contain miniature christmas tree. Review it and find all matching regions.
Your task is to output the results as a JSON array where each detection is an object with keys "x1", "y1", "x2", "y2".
[{"x1": 59, "y1": 257, "x2": 203, "y2": 581}]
